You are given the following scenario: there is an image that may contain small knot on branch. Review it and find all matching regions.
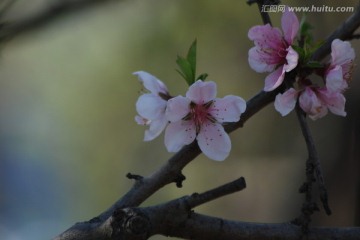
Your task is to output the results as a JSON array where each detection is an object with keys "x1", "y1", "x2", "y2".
[
  {"x1": 174, "y1": 172, "x2": 186, "y2": 188},
  {"x1": 127, "y1": 173, "x2": 144, "y2": 181},
  {"x1": 112, "y1": 208, "x2": 151, "y2": 240}
]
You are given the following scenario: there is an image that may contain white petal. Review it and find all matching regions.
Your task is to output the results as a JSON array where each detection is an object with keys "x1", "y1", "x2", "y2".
[
  {"x1": 144, "y1": 116, "x2": 168, "y2": 141},
  {"x1": 133, "y1": 71, "x2": 168, "y2": 94},
  {"x1": 186, "y1": 80, "x2": 217, "y2": 104},
  {"x1": 166, "y1": 96, "x2": 191, "y2": 122},
  {"x1": 325, "y1": 65, "x2": 347, "y2": 92},
  {"x1": 274, "y1": 88, "x2": 298, "y2": 116},
  {"x1": 284, "y1": 46, "x2": 299, "y2": 72},
  {"x1": 136, "y1": 94, "x2": 166, "y2": 120},
  {"x1": 210, "y1": 96, "x2": 246, "y2": 123},
  {"x1": 164, "y1": 121, "x2": 196, "y2": 152},
  {"x1": 331, "y1": 39, "x2": 355, "y2": 66},
  {"x1": 197, "y1": 122, "x2": 231, "y2": 161}
]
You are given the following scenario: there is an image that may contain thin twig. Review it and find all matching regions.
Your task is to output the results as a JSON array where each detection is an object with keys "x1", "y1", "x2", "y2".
[
  {"x1": 294, "y1": 105, "x2": 331, "y2": 236},
  {"x1": 247, "y1": 0, "x2": 275, "y2": 25},
  {"x1": 186, "y1": 177, "x2": 246, "y2": 209}
]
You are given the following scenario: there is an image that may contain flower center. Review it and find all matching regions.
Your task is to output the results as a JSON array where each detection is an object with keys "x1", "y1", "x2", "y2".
[{"x1": 183, "y1": 101, "x2": 216, "y2": 133}]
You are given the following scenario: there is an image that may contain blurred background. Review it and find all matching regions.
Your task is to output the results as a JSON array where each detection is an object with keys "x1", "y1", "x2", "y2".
[{"x1": 0, "y1": 0, "x2": 359, "y2": 239}]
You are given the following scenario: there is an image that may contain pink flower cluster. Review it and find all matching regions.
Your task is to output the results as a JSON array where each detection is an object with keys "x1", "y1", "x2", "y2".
[
  {"x1": 248, "y1": 6, "x2": 355, "y2": 120},
  {"x1": 275, "y1": 39, "x2": 355, "y2": 120},
  {"x1": 135, "y1": 72, "x2": 246, "y2": 161}
]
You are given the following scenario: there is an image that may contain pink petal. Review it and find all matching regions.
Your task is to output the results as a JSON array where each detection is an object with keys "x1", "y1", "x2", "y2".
[
  {"x1": 331, "y1": 39, "x2": 355, "y2": 66},
  {"x1": 299, "y1": 87, "x2": 327, "y2": 120},
  {"x1": 164, "y1": 121, "x2": 196, "y2": 152},
  {"x1": 144, "y1": 116, "x2": 168, "y2": 141},
  {"x1": 299, "y1": 87, "x2": 318, "y2": 112},
  {"x1": 281, "y1": 7, "x2": 299, "y2": 44},
  {"x1": 319, "y1": 89, "x2": 346, "y2": 117},
  {"x1": 326, "y1": 65, "x2": 347, "y2": 92},
  {"x1": 264, "y1": 67, "x2": 285, "y2": 92},
  {"x1": 186, "y1": 80, "x2": 217, "y2": 104},
  {"x1": 284, "y1": 46, "x2": 299, "y2": 72},
  {"x1": 248, "y1": 47, "x2": 277, "y2": 73},
  {"x1": 166, "y1": 96, "x2": 191, "y2": 122},
  {"x1": 136, "y1": 94, "x2": 166, "y2": 120},
  {"x1": 197, "y1": 122, "x2": 231, "y2": 161},
  {"x1": 248, "y1": 24, "x2": 283, "y2": 49},
  {"x1": 133, "y1": 71, "x2": 168, "y2": 94},
  {"x1": 209, "y1": 95, "x2": 246, "y2": 123},
  {"x1": 274, "y1": 88, "x2": 298, "y2": 116}
]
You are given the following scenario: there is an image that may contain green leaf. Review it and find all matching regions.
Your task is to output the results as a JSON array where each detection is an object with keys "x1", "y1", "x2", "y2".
[
  {"x1": 299, "y1": 15, "x2": 314, "y2": 48},
  {"x1": 306, "y1": 60, "x2": 323, "y2": 69},
  {"x1": 292, "y1": 45, "x2": 306, "y2": 61},
  {"x1": 176, "y1": 55, "x2": 194, "y2": 86},
  {"x1": 176, "y1": 39, "x2": 199, "y2": 86},
  {"x1": 176, "y1": 39, "x2": 209, "y2": 85},
  {"x1": 300, "y1": 15, "x2": 313, "y2": 37},
  {"x1": 187, "y1": 39, "x2": 197, "y2": 79}
]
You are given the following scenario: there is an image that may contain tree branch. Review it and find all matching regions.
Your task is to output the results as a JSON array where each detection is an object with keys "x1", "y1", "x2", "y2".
[
  {"x1": 0, "y1": 0, "x2": 119, "y2": 42},
  {"x1": 159, "y1": 213, "x2": 360, "y2": 240}
]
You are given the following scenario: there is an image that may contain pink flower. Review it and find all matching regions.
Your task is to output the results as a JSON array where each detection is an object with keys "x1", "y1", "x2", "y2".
[
  {"x1": 248, "y1": 7, "x2": 299, "y2": 91},
  {"x1": 325, "y1": 39, "x2": 355, "y2": 92},
  {"x1": 134, "y1": 71, "x2": 170, "y2": 141},
  {"x1": 275, "y1": 86, "x2": 346, "y2": 120},
  {"x1": 164, "y1": 80, "x2": 246, "y2": 161}
]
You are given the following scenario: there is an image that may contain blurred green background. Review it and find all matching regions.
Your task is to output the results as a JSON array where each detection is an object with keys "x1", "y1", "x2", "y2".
[{"x1": 0, "y1": 0, "x2": 359, "y2": 239}]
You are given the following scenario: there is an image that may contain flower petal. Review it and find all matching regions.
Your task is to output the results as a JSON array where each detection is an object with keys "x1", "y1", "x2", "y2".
[
  {"x1": 274, "y1": 88, "x2": 298, "y2": 116},
  {"x1": 281, "y1": 7, "x2": 299, "y2": 44},
  {"x1": 326, "y1": 65, "x2": 347, "y2": 92},
  {"x1": 248, "y1": 24, "x2": 283, "y2": 49},
  {"x1": 133, "y1": 71, "x2": 168, "y2": 94},
  {"x1": 197, "y1": 122, "x2": 231, "y2": 161},
  {"x1": 264, "y1": 67, "x2": 285, "y2": 92},
  {"x1": 144, "y1": 116, "x2": 168, "y2": 141},
  {"x1": 299, "y1": 87, "x2": 327, "y2": 120},
  {"x1": 284, "y1": 46, "x2": 299, "y2": 72},
  {"x1": 136, "y1": 94, "x2": 166, "y2": 120},
  {"x1": 210, "y1": 95, "x2": 246, "y2": 123},
  {"x1": 164, "y1": 121, "x2": 196, "y2": 152},
  {"x1": 166, "y1": 96, "x2": 191, "y2": 122},
  {"x1": 248, "y1": 47, "x2": 277, "y2": 73},
  {"x1": 186, "y1": 80, "x2": 217, "y2": 104},
  {"x1": 319, "y1": 89, "x2": 346, "y2": 117},
  {"x1": 331, "y1": 39, "x2": 355, "y2": 66}
]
